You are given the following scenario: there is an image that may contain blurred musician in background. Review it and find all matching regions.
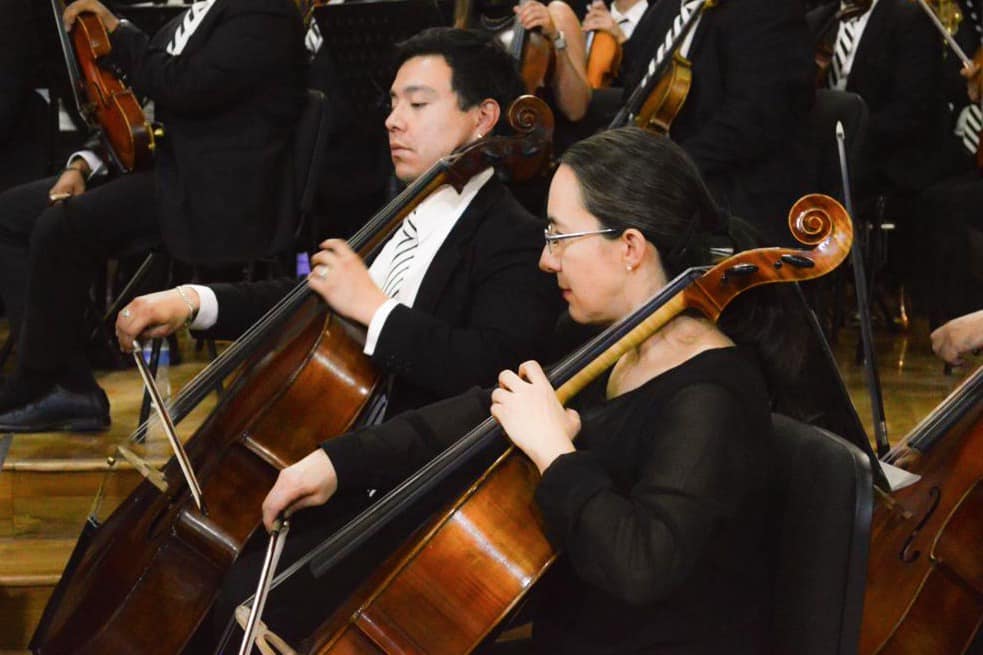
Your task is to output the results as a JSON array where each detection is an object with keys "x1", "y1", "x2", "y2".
[{"x1": 0, "y1": 0, "x2": 306, "y2": 432}]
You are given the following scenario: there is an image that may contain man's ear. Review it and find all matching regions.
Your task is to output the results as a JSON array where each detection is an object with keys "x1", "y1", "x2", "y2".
[{"x1": 474, "y1": 98, "x2": 501, "y2": 138}]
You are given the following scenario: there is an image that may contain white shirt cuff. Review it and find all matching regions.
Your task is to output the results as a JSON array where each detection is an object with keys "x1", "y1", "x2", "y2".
[
  {"x1": 363, "y1": 298, "x2": 401, "y2": 356},
  {"x1": 188, "y1": 284, "x2": 219, "y2": 330},
  {"x1": 67, "y1": 150, "x2": 107, "y2": 180}
]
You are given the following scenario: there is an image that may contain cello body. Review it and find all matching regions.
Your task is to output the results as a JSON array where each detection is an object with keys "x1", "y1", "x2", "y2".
[
  {"x1": 32, "y1": 302, "x2": 379, "y2": 654},
  {"x1": 859, "y1": 366, "x2": 983, "y2": 655}
]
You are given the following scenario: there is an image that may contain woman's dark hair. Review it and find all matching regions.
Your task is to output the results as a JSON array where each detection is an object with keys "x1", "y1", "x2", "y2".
[
  {"x1": 392, "y1": 27, "x2": 526, "y2": 134},
  {"x1": 560, "y1": 127, "x2": 810, "y2": 391}
]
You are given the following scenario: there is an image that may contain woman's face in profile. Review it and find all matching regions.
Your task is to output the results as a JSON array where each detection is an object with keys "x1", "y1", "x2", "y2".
[{"x1": 541, "y1": 165, "x2": 634, "y2": 325}]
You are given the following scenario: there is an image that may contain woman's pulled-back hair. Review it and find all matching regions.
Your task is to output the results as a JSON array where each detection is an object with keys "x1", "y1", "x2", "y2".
[
  {"x1": 560, "y1": 127, "x2": 809, "y2": 391},
  {"x1": 392, "y1": 27, "x2": 526, "y2": 134},
  {"x1": 559, "y1": 127, "x2": 721, "y2": 278}
]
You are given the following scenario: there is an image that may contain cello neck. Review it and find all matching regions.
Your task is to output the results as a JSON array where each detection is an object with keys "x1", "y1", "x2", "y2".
[{"x1": 895, "y1": 365, "x2": 983, "y2": 458}]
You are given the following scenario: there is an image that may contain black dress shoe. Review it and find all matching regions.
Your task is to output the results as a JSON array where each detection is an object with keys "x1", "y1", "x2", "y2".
[{"x1": 0, "y1": 385, "x2": 110, "y2": 433}]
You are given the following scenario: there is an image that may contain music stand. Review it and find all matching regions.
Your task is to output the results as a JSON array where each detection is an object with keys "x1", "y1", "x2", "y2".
[{"x1": 313, "y1": 0, "x2": 453, "y2": 127}]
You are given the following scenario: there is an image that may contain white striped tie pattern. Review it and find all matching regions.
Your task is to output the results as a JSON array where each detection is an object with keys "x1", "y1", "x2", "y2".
[
  {"x1": 633, "y1": 0, "x2": 704, "y2": 101},
  {"x1": 955, "y1": 103, "x2": 983, "y2": 155},
  {"x1": 166, "y1": 0, "x2": 217, "y2": 56},
  {"x1": 828, "y1": 16, "x2": 861, "y2": 89},
  {"x1": 305, "y1": 20, "x2": 324, "y2": 55},
  {"x1": 382, "y1": 217, "x2": 419, "y2": 299}
]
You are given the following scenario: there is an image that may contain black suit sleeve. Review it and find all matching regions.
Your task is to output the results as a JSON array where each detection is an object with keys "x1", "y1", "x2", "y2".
[
  {"x1": 534, "y1": 384, "x2": 755, "y2": 605},
  {"x1": 864, "y1": 4, "x2": 944, "y2": 152},
  {"x1": 322, "y1": 387, "x2": 492, "y2": 492},
  {"x1": 678, "y1": 0, "x2": 813, "y2": 175},
  {"x1": 107, "y1": 0, "x2": 301, "y2": 116},
  {"x1": 203, "y1": 276, "x2": 302, "y2": 340},
  {"x1": 370, "y1": 206, "x2": 561, "y2": 399}
]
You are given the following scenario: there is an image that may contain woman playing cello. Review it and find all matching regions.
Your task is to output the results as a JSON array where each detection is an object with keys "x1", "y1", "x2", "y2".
[{"x1": 262, "y1": 127, "x2": 803, "y2": 654}]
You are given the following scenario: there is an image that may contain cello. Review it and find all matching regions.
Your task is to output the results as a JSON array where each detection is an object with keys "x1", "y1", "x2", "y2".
[
  {"x1": 49, "y1": 0, "x2": 157, "y2": 172},
  {"x1": 29, "y1": 96, "x2": 554, "y2": 655},
  {"x1": 859, "y1": 364, "x2": 982, "y2": 654},
  {"x1": 239, "y1": 195, "x2": 853, "y2": 654}
]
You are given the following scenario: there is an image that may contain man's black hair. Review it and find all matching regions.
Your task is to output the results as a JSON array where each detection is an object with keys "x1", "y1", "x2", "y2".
[{"x1": 392, "y1": 27, "x2": 525, "y2": 132}]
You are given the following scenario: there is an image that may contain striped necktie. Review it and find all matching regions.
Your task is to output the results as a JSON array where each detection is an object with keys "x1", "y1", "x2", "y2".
[
  {"x1": 955, "y1": 104, "x2": 982, "y2": 155},
  {"x1": 632, "y1": 0, "x2": 703, "y2": 104},
  {"x1": 382, "y1": 217, "x2": 419, "y2": 299},
  {"x1": 828, "y1": 16, "x2": 861, "y2": 89}
]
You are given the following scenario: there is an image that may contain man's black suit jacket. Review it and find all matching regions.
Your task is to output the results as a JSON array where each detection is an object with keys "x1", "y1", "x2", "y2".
[
  {"x1": 620, "y1": 0, "x2": 815, "y2": 244},
  {"x1": 202, "y1": 177, "x2": 563, "y2": 418},
  {"x1": 809, "y1": 0, "x2": 952, "y2": 193},
  {"x1": 106, "y1": 0, "x2": 306, "y2": 263}
]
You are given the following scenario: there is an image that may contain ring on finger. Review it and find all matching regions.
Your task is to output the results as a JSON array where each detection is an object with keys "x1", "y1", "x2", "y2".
[
  {"x1": 315, "y1": 265, "x2": 329, "y2": 280},
  {"x1": 121, "y1": 308, "x2": 132, "y2": 319}
]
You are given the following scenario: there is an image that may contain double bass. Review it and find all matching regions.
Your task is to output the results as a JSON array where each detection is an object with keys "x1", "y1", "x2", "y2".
[
  {"x1": 859, "y1": 364, "x2": 982, "y2": 654},
  {"x1": 229, "y1": 195, "x2": 853, "y2": 654},
  {"x1": 29, "y1": 96, "x2": 554, "y2": 655},
  {"x1": 50, "y1": 0, "x2": 157, "y2": 172}
]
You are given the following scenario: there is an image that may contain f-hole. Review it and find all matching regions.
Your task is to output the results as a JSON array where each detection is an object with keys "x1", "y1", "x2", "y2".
[{"x1": 899, "y1": 486, "x2": 941, "y2": 563}]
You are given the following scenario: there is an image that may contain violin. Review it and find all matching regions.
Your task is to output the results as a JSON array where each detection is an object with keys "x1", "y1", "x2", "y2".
[
  {"x1": 608, "y1": 0, "x2": 712, "y2": 132},
  {"x1": 506, "y1": 1, "x2": 555, "y2": 95},
  {"x1": 859, "y1": 365, "x2": 982, "y2": 654},
  {"x1": 28, "y1": 96, "x2": 555, "y2": 655},
  {"x1": 50, "y1": 0, "x2": 157, "y2": 172},
  {"x1": 585, "y1": 26, "x2": 622, "y2": 88},
  {"x1": 278, "y1": 195, "x2": 854, "y2": 655}
]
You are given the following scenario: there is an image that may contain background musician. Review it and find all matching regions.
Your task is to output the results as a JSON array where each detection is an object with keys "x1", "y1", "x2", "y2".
[
  {"x1": 0, "y1": 0, "x2": 306, "y2": 432},
  {"x1": 0, "y1": 0, "x2": 48, "y2": 193},
  {"x1": 262, "y1": 128, "x2": 796, "y2": 654},
  {"x1": 914, "y1": 0, "x2": 983, "y2": 326},
  {"x1": 117, "y1": 27, "x2": 562, "y2": 438},
  {"x1": 588, "y1": 0, "x2": 816, "y2": 245}
]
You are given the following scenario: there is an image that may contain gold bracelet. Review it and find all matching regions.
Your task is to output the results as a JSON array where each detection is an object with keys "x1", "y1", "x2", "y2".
[{"x1": 175, "y1": 285, "x2": 199, "y2": 329}]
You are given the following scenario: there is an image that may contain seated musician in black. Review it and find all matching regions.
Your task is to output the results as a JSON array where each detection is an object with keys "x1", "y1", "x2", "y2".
[
  {"x1": 0, "y1": 0, "x2": 306, "y2": 431},
  {"x1": 553, "y1": 0, "x2": 816, "y2": 244},
  {"x1": 116, "y1": 27, "x2": 563, "y2": 426},
  {"x1": 913, "y1": 0, "x2": 983, "y2": 324},
  {"x1": 261, "y1": 128, "x2": 793, "y2": 654}
]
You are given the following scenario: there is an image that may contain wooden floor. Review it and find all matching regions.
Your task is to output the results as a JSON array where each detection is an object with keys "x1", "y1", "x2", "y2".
[{"x1": 0, "y1": 317, "x2": 978, "y2": 650}]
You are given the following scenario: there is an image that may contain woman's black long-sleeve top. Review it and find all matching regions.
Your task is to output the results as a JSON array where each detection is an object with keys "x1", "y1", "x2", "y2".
[{"x1": 321, "y1": 346, "x2": 775, "y2": 654}]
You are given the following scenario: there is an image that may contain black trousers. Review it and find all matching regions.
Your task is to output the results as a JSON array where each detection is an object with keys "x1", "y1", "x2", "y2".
[{"x1": 0, "y1": 171, "x2": 158, "y2": 381}]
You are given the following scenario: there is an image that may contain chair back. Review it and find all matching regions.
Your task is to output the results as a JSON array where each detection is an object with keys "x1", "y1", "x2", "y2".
[
  {"x1": 808, "y1": 89, "x2": 868, "y2": 201},
  {"x1": 770, "y1": 413, "x2": 873, "y2": 655}
]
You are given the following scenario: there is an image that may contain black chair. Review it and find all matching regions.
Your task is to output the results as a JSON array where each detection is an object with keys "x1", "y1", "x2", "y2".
[
  {"x1": 135, "y1": 89, "x2": 336, "y2": 426},
  {"x1": 769, "y1": 413, "x2": 873, "y2": 655}
]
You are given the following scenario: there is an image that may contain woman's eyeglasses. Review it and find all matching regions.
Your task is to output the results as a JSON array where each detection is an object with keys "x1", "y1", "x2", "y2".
[{"x1": 543, "y1": 227, "x2": 617, "y2": 254}]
